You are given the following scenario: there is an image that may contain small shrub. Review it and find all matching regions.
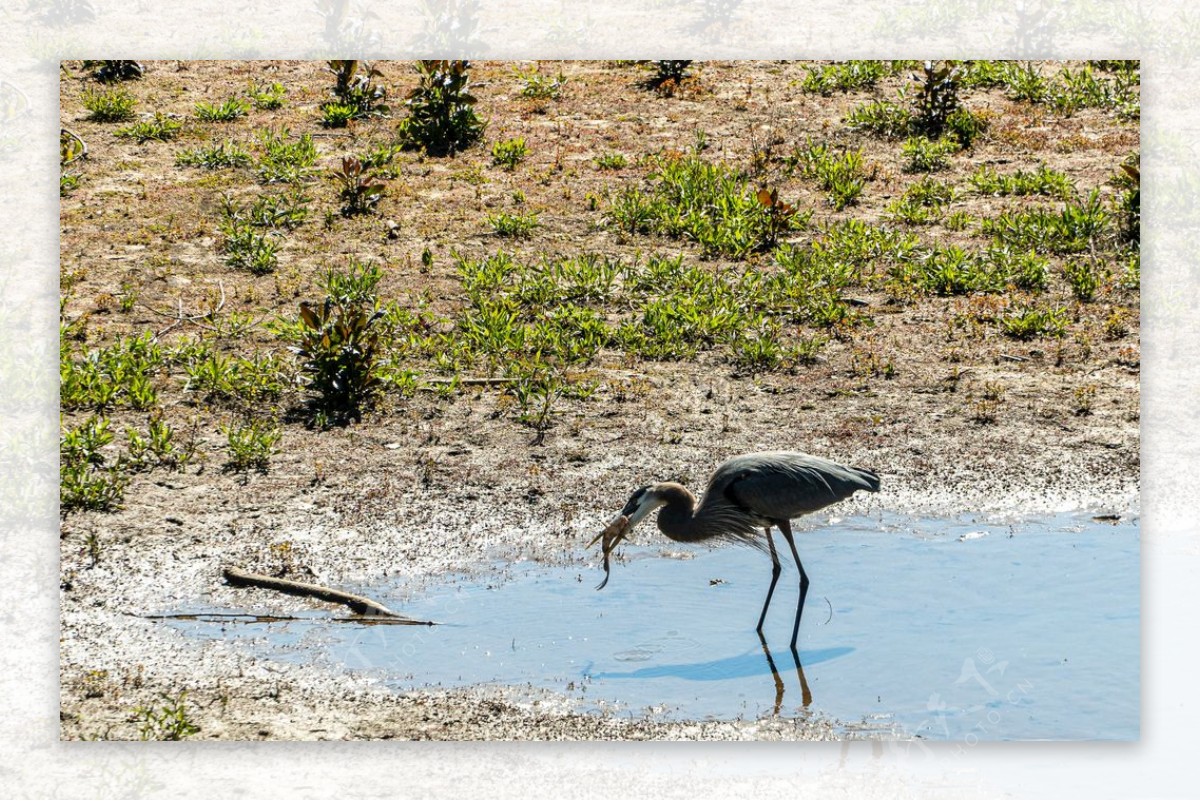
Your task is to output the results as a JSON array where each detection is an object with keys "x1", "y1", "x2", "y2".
[
  {"x1": 81, "y1": 87, "x2": 136, "y2": 122},
  {"x1": 330, "y1": 156, "x2": 386, "y2": 215},
  {"x1": 648, "y1": 60, "x2": 691, "y2": 86},
  {"x1": 322, "y1": 258, "x2": 384, "y2": 306},
  {"x1": 1063, "y1": 257, "x2": 1107, "y2": 302},
  {"x1": 289, "y1": 299, "x2": 386, "y2": 423},
  {"x1": 911, "y1": 60, "x2": 963, "y2": 136},
  {"x1": 221, "y1": 222, "x2": 279, "y2": 275},
  {"x1": 969, "y1": 163, "x2": 1074, "y2": 198},
  {"x1": 1072, "y1": 384, "x2": 1097, "y2": 416},
  {"x1": 89, "y1": 60, "x2": 143, "y2": 82},
  {"x1": 398, "y1": 59, "x2": 485, "y2": 156},
  {"x1": 886, "y1": 177, "x2": 953, "y2": 224},
  {"x1": 322, "y1": 60, "x2": 387, "y2": 125},
  {"x1": 1114, "y1": 159, "x2": 1139, "y2": 248},
  {"x1": 320, "y1": 102, "x2": 358, "y2": 128},
  {"x1": 944, "y1": 106, "x2": 987, "y2": 148},
  {"x1": 60, "y1": 416, "x2": 128, "y2": 514}
]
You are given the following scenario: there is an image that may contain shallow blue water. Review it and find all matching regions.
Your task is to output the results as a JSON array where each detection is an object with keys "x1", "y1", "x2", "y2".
[{"x1": 165, "y1": 512, "x2": 1139, "y2": 740}]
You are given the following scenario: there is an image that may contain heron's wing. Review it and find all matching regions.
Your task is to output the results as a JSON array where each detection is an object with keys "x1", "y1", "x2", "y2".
[{"x1": 718, "y1": 453, "x2": 879, "y2": 521}]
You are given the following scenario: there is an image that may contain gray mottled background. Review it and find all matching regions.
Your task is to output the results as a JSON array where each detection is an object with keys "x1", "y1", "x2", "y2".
[{"x1": 4, "y1": 0, "x2": 1193, "y2": 796}]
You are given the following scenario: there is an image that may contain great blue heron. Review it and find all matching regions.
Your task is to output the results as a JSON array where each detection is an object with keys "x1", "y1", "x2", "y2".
[{"x1": 591, "y1": 451, "x2": 880, "y2": 651}]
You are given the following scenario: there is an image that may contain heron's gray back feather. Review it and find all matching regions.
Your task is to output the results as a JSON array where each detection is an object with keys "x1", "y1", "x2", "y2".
[{"x1": 703, "y1": 451, "x2": 880, "y2": 525}]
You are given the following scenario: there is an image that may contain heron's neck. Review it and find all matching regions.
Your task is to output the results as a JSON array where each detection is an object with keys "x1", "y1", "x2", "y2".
[{"x1": 654, "y1": 483, "x2": 708, "y2": 542}]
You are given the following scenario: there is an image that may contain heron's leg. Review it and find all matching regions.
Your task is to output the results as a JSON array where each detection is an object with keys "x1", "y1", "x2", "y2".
[
  {"x1": 778, "y1": 520, "x2": 809, "y2": 652},
  {"x1": 755, "y1": 527, "x2": 782, "y2": 634},
  {"x1": 787, "y1": 640, "x2": 814, "y2": 709},
  {"x1": 756, "y1": 631, "x2": 785, "y2": 716}
]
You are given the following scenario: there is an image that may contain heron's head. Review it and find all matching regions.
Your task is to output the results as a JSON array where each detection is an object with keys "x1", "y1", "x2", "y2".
[{"x1": 588, "y1": 485, "x2": 671, "y2": 554}]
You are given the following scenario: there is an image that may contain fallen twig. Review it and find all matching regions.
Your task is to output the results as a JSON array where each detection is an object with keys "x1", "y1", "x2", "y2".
[{"x1": 222, "y1": 566, "x2": 433, "y2": 623}]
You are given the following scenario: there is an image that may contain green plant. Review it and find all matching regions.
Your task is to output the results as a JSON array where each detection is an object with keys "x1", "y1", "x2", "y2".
[
  {"x1": 607, "y1": 154, "x2": 809, "y2": 257},
  {"x1": 792, "y1": 141, "x2": 870, "y2": 209},
  {"x1": 126, "y1": 416, "x2": 191, "y2": 470},
  {"x1": 730, "y1": 328, "x2": 785, "y2": 373},
  {"x1": 1001, "y1": 62, "x2": 1051, "y2": 103},
  {"x1": 1072, "y1": 384, "x2": 1097, "y2": 416},
  {"x1": 289, "y1": 299, "x2": 386, "y2": 422},
  {"x1": 321, "y1": 258, "x2": 384, "y2": 305},
  {"x1": 195, "y1": 97, "x2": 249, "y2": 122},
  {"x1": 320, "y1": 102, "x2": 358, "y2": 128},
  {"x1": 901, "y1": 136, "x2": 958, "y2": 172},
  {"x1": 115, "y1": 112, "x2": 182, "y2": 142},
  {"x1": 398, "y1": 60, "x2": 485, "y2": 156},
  {"x1": 223, "y1": 419, "x2": 281, "y2": 471},
  {"x1": 247, "y1": 80, "x2": 286, "y2": 110},
  {"x1": 224, "y1": 188, "x2": 309, "y2": 230},
  {"x1": 60, "y1": 415, "x2": 128, "y2": 514},
  {"x1": 844, "y1": 99, "x2": 912, "y2": 138},
  {"x1": 135, "y1": 693, "x2": 200, "y2": 740},
  {"x1": 361, "y1": 142, "x2": 404, "y2": 170},
  {"x1": 1000, "y1": 305, "x2": 1069, "y2": 340},
  {"x1": 490, "y1": 136, "x2": 528, "y2": 169},
  {"x1": 1050, "y1": 64, "x2": 1140, "y2": 118},
  {"x1": 81, "y1": 87, "x2": 136, "y2": 122},
  {"x1": 594, "y1": 152, "x2": 627, "y2": 170},
  {"x1": 255, "y1": 128, "x2": 318, "y2": 183},
  {"x1": 487, "y1": 210, "x2": 540, "y2": 238},
  {"x1": 1114, "y1": 159, "x2": 1139, "y2": 248},
  {"x1": 219, "y1": 216, "x2": 279, "y2": 274},
  {"x1": 176, "y1": 141, "x2": 252, "y2": 169},
  {"x1": 1063, "y1": 257, "x2": 1107, "y2": 301},
  {"x1": 331, "y1": 156, "x2": 386, "y2": 215},
  {"x1": 886, "y1": 177, "x2": 954, "y2": 224},
  {"x1": 969, "y1": 163, "x2": 1074, "y2": 198},
  {"x1": 801, "y1": 61, "x2": 888, "y2": 95},
  {"x1": 61, "y1": 331, "x2": 165, "y2": 412},
  {"x1": 60, "y1": 173, "x2": 80, "y2": 196},
  {"x1": 944, "y1": 106, "x2": 986, "y2": 148},
  {"x1": 981, "y1": 190, "x2": 1109, "y2": 254},
  {"x1": 515, "y1": 64, "x2": 566, "y2": 100}
]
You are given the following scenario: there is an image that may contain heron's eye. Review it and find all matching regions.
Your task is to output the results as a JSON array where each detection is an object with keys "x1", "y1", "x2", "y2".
[{"x1": 621, "y1": 486, "x2": 649, "y2": 516}]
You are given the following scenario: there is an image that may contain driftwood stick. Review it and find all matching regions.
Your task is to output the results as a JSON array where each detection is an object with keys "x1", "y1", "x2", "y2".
[{"x1": 222, "y1": 566, "x2": 428, "y2": 622}]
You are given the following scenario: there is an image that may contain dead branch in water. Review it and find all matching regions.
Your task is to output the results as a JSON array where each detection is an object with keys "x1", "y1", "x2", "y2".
[{"x1": 221, "y1": 566, "x2": 433, "y2": 624}]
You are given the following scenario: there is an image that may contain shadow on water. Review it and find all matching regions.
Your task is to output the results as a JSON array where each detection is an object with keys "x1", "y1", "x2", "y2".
[{"x1": 161, "y1": 511, "x2": 1139, "y2": 740}]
